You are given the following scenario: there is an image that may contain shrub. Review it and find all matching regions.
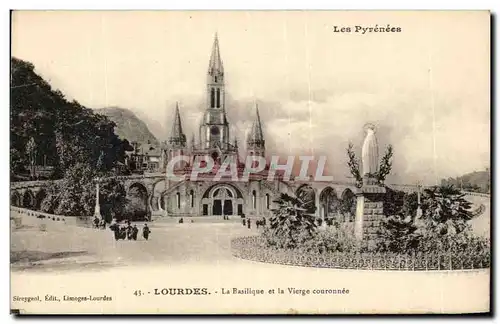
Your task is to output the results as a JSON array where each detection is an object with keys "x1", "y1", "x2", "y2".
[
  {"x1": 301, "y1": 225, "x2": 358, "y2": 254},
  {"x1": 264, "y1": 193, "x2": 317, "y2": 249}
]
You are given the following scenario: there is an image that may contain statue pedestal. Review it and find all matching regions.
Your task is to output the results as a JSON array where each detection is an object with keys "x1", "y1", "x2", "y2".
[{"x1": 354, "y1": 184, "x2": 386, "y2": 249}]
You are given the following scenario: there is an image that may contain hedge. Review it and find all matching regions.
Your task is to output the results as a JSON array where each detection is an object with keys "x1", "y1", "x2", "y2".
[{"x1": 231, "y1": 236, "x2": 491, "y2": 271}]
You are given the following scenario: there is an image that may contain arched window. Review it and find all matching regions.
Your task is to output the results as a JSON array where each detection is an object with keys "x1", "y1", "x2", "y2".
[
  {"x1": 210, "y1": 88, "x2": 215, "y2": 108},
  {"x1": 214, "y1": 76, "x2": 218, "y2": 83},
  {"x1": 216, "y1": 88, "x2": 221, "y2": 108},
  {"x1": 176, "y1": 192, "x2": 180, "y2": 209},
  {"x1": 266, "y1": 194, "x2": 270, "y2": 209},
  {"x1": 252, "y1": 190, "x2": 256, "y2": 209},
  {"x1": 190, "y1": 190, "x2": 194, "y2": 208}
]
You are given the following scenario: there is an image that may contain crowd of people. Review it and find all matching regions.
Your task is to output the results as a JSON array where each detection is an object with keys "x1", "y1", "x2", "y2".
[
  {"x1": 109, "y1": 219, "x2": 151, "y2": 241},
  {"x1": 92, "y1": 217, "x2": 107, "y2": 229},
  {"x1": 93, "y1": 217, "x2": 151, "y2": 241},
  {"x1": 242, "y1": 217, "x2": 266, "y2": 229}
]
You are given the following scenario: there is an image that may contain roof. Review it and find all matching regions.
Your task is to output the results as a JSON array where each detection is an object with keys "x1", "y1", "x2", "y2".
[{"x1": 208, "y1": 33, "x2": 224, "y2": 75}]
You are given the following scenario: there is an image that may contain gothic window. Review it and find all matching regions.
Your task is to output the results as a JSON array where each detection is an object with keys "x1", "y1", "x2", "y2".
[
  {"x1": 190, "y1": 190, "x2": 194, "y2": 208},
  {"x1": 216, "y1": 88, "x2": 221, "y2": 108},
  {"x1": 252, "y1": 190, "x2": 257, "y2": 209},
  {"x1": 210, "y1": 88, "x2": 215, "y2": 108},
  {"x1": 176, "y1": 192, "x2": 180, "y2": 209}
]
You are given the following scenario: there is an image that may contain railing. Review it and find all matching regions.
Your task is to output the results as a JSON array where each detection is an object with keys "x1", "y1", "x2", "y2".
[
  {"x1": 231, "y1": 236, "x2": 491, "y2": 271},
  {"x1": 10, "y1": 179, "x2": 60, "y2": 190},
  {"x1": 10, "y1": 206, "x2": 91, "y2": 227},
  {"x1": 463, "y1": 191, "x2": 491, "y2": 198}
]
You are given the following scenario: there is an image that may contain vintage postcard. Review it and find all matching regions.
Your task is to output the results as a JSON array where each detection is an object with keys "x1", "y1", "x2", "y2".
[{"x1": 10, "y1": 10, "x2": 491, "y2": 315}]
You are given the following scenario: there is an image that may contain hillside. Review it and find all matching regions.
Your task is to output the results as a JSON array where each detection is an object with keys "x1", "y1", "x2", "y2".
[
  {"x1": 95, "y1": 107, "x2": 159, "y2": 146},
  {"x1": 10, "y1": 57, "x2": 128, "y2": 178},
  {"x1": 441, "y1": 170, "x2": 490, "y2": 193}
]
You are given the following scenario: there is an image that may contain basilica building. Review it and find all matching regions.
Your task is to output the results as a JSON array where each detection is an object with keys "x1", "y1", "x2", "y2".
[{"x1": 157, "y1": 34, "x2": 293, "y2": 218}]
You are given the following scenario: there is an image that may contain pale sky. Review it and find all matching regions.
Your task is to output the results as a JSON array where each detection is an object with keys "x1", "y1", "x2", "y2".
[{"x1": 11, "y1": 11, "x2": 490, "y2": 184}]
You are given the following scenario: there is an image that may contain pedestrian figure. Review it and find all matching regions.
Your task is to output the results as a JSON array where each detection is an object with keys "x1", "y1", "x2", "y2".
[
  {"x1": 100, "y1": 218, "x2": 106, "y2": 229},
  {"x1": 179, "y1": 218, "x2": 184, "y2": 224},
  {"x1": 127, "y1": 224, "x2": 133, "y2": 240},
  {"x1": 109, "y1": 223, "x2": 120, "y2": 241},
  {"x1": 93, "y1": 217, "x2": 100, "y2": 229},
  {"x1": 247, "y1": 218, "x2": 251, "y2": 229},
  {"x1": 242, "y1": 218, "x2": 246, "y2": 226},
  {"x1": 143, "y1": 224, "x2": 151, "y2": 240},
  {"x1": 132, "y1": 225, "x2": 138, "y2": 241}
]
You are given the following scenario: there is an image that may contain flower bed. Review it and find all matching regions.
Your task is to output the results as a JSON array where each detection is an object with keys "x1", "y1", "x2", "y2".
[{"x1": 231, "y1": 236, "x2": 491, "y2": 271}]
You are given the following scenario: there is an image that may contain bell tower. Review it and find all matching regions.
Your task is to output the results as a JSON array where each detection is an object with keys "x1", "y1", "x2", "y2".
[
  {"x1": 246, "y1": 104, "x2": 266, "y2": 157},
  {"x1": 167, "y1": 102, "x2": 187, "y2": 169},
  {"x1": 200, "y1": 33, "x2": 230, "y2": 157}
]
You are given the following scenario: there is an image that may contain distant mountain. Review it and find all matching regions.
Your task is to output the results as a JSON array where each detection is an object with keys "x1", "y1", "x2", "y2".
[
  {"x1": 95, "y1": 107, "x2": 159, "y2": 146},
  {"x1": 441, "y1": 169, "x2": 491, "y2": 193}
]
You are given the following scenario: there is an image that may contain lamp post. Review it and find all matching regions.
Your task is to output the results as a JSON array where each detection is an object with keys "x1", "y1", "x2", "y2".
[{"x1": 94, "y1": 177, "x2": 102, "y2": 219}]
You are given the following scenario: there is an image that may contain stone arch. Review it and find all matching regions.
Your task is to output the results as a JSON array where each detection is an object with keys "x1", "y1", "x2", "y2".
[
  {"x1": 22, "y1": 190, "x2": 35, "y2": 209},
  {"x1": 339, "y1": 188, "x2": 357, "y2": 222},
  {"x1": 126, "y1": 182, "x2": 149, "y2": 221},
  {"x1": 152, "y1": 179, "x2": 167, "y2": 212},
  {"x1": 295, "y1": 184, "x2": 316, "y2": 211},
  {"x1": 128, "y1": 182, "x2": 149, "y2": 195},
  {"x1": 200, "y1": 183, "x2": 244, "y2": 216},
  {"x1": 319, "y1": 187, "x2": 340, "y2": 222},
  {"x1": 10, "y1": 191, "x2": 21, "y2": 207},
  {"x1": 34, "y1": 189, "x2": 47, "y2": 211}
]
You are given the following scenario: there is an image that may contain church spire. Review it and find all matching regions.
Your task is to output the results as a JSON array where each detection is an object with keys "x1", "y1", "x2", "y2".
[
  {"x1": 169, "y1": 102, "x2": 186, "y2": 148},
  {"x1": 247, "y1": 104, "x2": 264, "y2": 143},
  {"x1": 246, "y1": 104, "x2": 265, "y2": 157},
  {"x1": 208, "y1": 33, "x2": 224, "y2": 75}
]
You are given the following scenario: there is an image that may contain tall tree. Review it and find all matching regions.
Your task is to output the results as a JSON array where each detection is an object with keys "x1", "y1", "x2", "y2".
[
  {"x1": 11, "y1": 57, "x2": 129, "y2": 179},
  {"x1": 420, "y1": 185, "x2": 474, "y2": 235}
]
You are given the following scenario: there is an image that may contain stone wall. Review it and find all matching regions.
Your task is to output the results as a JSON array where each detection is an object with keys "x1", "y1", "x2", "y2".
[{"x1": 10, "y1": 206, "x2": 92, "y2": 228}]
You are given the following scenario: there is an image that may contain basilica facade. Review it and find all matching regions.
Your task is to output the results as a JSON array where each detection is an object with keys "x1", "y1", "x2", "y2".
[{"x1": 157, "y1": 34, "x2": 295, "y2": 219}]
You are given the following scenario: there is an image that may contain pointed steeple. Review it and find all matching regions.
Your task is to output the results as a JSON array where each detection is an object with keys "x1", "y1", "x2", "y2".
[
  {"x1": 168, "y1": 102, "x2": 186, "y2": 147},
  {"x1": 247, "y1": 104, "x2": 264, "y2": 144},
  {"x1": 208, "y1": 33, "x2": 224, "y2": 75}
]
